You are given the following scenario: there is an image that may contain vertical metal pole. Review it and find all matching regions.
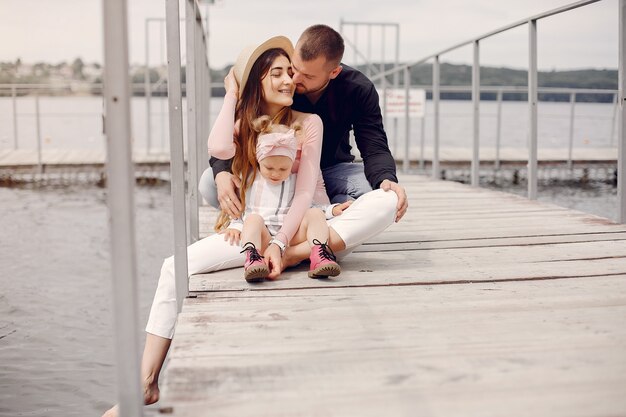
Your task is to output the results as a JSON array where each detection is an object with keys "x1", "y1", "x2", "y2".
[
  {"x1": 433, "y1": 56, "x2": 440, "y2": 179},
  {"x1": 35, "y1": 92, "x2": 42, "y2": 174},
  {"x1": 528, "y1": 19, "x2": 538, "y2": 200},
  {"x1": 472, "y1": 40, "x2": 480, "y2": 187},
  {"x1": 395, "y1": 25, "x2": 400, "y2": 87},
  {"x1": 353, "y1": 25, "x2": 358, "y2": 67},
  {"x1": 394, "y1": 25, "x2": 400, "y2": 149},
  {"x1": 496, "y1": 89, "x2": 503, "y2": 169},
  {"x1": 367, "y1": 24, "x2": 372, "y2": 78},
  {"x1": 618, "y1": 0, "x2": 626, "y2": 223},
  {"x1": 186, "y1": 0, "x2": 199, "y2": 243},
  {"x1": 204, "y1": 4, "x2": 212, "y2": 163},
  {"x1": 610, "y1": 92, "x2": 618, "y2": 147},
  {"x1": 12, "y1": 85, "x2": 18, "y2": 150},
  {"x1": 166, "y1": 0, "x2": 190, "y2": 308},
  {"x1": 381, "y1": 27, "x2": 387, "y2": 130},
  {"x1": 145, "y1": 19, "x2": 152, "y2": 154},
  {"x1": 568, "y1": 92, "x2": 576, "y2": 170},
  {"x1": 102, "y1": 0, "x2": 143, "y2": 416},
  {"x1": 393, "y1": 117, "x2": 398, "y2": 156},
  {"x1": 160, "y1": 21, "x2": 166, "y2": 151},
  {"x1": 420, "y1": 101, "x2": 426, "y2": 171},
  {"x1": 403, "y1": 66, "x2": 411, "y2": 173}
]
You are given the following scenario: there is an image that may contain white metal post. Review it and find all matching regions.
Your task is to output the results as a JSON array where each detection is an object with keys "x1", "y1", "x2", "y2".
[
  {"x1": 420, "y1": 102, "x2": 426, "y2": 171},
  {"x1": 101, "y1": 0, "x2": 143, "y2": 415},
  {"x1": 617, "y1": 0, "x2": 626, "y2": 223},
  {"x1": 367, "y1": 24, "x2": 372, "y2": 78},
  {"x1": 433, "y1": 56, "x2": 440, "y2": 179},
  {"x1": 12, "y1": 85, "x2": 18, "y2": 150},
  {"x1": 472, "y1": 40, "x2": 480, "y2": 187},
  {"x1": 610, "y1": 92, "x2": 618, "y2": 147},
  {"x1": 186, "y1": 0, "x2": 199, "y2": 243},
  {"x1": 35, "y1": 92, "x2": 42, "y2": 174},
  {"x1": 166, "y1": 0, "x2": 190, "y2": 308},
  {"x1": 568, "y1": 92, "x2": 576, "y2": 170},
  {"x1": 528, "y1": 19, "x2": 538, "y2": 200},
  {"x1": 496, "y1": 89, "x2": 503, "y2": 169},
  {"x1": 381, "y1": 27, "x2": 387, "y2": 129},
  {"x1": 145, "y1": 19, "x2": 152, "y2": 154},
  {"x1": 403, "y1": 66, "x2": 410, "y2": 173}
]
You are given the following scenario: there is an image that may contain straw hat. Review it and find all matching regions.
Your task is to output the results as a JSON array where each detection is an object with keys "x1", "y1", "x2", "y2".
[{"x1": 232, "y1": 36, "x2": 294, "y2": 98}]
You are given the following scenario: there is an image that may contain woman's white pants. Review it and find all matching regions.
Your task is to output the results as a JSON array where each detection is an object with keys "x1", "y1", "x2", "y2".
[{"x1": 145, "y1": 188, "x2": 398, "y2": 339}]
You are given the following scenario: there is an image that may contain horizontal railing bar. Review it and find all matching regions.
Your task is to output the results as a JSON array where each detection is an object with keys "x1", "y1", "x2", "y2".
[
  {"x1": 341, "y1": 20, "x2": 399, "y2": 27},
  {"x1": 372, "y1": 0, "x2": 604, "y2": 82}
]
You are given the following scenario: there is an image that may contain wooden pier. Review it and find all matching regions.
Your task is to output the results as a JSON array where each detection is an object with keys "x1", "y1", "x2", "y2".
[
  {"x1": 159, "y1": 174, "x2": 626, "y2": 416},
  {"x1": 0, "y1": 147, "x2": 617, "y2": 174}
]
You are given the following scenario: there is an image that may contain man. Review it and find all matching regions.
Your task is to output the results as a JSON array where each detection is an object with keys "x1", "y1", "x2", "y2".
[{"x1": 203, "y1": 24, "x2": 408, "y2": 223}]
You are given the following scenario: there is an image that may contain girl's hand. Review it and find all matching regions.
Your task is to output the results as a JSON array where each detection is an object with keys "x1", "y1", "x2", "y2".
[
  {"x1": 264, "y1": 244, "x2": 283, "y2": 280},
  {"x1": 224, "y1": 67, "x2": 239, "y2": 97},
  {"x1": 332, "y1": 200, "x2": 353, "y2": 217},
  {"x1": 219, "y1": 228, "x2": 241, "y2": 246}
]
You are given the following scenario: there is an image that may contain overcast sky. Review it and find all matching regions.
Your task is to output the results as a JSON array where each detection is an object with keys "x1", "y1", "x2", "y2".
[{"x1": 0, "y1": 0, "x2": 618, "y2": 71}]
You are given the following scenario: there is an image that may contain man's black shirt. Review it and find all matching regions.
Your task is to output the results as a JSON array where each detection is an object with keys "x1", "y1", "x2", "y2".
[{"x1": 210, "y1": 64, "x2": 398, "y2": 189}]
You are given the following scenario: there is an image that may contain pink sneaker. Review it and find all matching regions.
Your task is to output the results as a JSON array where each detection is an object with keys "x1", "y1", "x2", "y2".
[
  {"x1": 308, "y1": 239, "x2": 341, "y2": 279},
  {"x1": 240, "y1": 242, "x2": 269, "y2": 283}
]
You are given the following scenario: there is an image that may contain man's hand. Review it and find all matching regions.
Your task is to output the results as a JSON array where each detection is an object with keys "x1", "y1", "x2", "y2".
[
  {"x1": 380, "y1": 179, "x2": 408, "y2": 222},
  {"x1": 332, "y1": 200, "x2": 353, "y2": 217},
  {"x1": 219, "y1": 228, "x2": 241, "y2": 246},
  {"x1": 264, "y1": 244, "x2": 283, "y2": 280},
  {"x1": 215, "y1": 171, "x2": 242, "y2": 218}
]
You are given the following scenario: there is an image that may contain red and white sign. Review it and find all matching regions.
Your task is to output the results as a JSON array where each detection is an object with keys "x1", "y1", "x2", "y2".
[{"x1": 379, "y1": 88, "x2": 426, "y2": 118}]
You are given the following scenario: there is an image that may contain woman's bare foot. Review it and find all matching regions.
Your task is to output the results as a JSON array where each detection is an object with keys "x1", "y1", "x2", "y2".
[
  {"x1": 101, "y1": 378, "x2": 160, "y2": 417},
  {"x1": 102, "y1": 333, "x2": 171, "y2": 417}
]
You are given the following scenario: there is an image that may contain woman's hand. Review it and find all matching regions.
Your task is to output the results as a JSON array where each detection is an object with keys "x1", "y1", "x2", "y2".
[
  {"x1": 219, "y1": 228, "x2": 241, "y2": 246},
  {"x1": 264, "y1": 244, "x2": 283, "y2": 280},
  {"x1": 215, "y1": 171, "x2": 243, "y2": 218},
  {"x1": 224, "y1": 67, "x2": 239, "y2": 97},
  {"x1": 332, "y1": 200, "x2": 353, "y2": 217}
]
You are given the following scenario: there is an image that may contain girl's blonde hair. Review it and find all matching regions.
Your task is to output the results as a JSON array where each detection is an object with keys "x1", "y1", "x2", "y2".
[{"x1": 251, "y1": 115, "x2": 302, "y2": 136}]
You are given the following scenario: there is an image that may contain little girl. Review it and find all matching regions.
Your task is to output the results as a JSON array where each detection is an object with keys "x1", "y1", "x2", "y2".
[{"x1": 221, "y1": 116, "x2": 346, "y2": 282}]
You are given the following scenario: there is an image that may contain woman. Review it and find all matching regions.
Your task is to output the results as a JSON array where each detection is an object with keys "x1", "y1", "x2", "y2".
[{"x1": 103, "y1": 36, "x2": 397, "y2": 416}]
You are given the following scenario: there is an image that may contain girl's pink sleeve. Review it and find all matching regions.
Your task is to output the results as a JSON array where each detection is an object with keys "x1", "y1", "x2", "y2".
[
  {"x1": 207, "y1": 93, "x2": 238, "y2": 159},
  {"x1": 275, "y1": 114, "x2": 324, "y2": 246}
]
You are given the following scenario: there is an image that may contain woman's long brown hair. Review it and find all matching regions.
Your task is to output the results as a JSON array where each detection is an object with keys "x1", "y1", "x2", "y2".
[{"x1": 214, "y1": 48, "x2": 293, "y2": 232}]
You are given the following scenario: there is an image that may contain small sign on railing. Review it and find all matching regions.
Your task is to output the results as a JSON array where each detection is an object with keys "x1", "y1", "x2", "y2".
[{"x1": 380, "y1": 88, "x2": 426, "y2": 118}]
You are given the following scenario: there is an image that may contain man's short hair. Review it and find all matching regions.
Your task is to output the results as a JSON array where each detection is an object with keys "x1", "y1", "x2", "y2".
[{"x1": 298, "y1": 24, "x2": 344, "y2": 67}]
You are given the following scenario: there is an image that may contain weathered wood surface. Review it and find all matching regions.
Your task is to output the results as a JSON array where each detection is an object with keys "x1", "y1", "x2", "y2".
[{"x1": 161, "y1": 174, "x2": 626, "y2": 416}]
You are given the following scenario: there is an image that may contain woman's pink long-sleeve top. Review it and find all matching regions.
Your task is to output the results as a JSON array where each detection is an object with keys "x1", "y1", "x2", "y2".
[{"x1": 208, "y1": 93, "x2": 325, "y2": 247}]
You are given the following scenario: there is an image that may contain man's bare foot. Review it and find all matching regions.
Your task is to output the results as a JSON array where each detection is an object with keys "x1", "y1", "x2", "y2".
[{"x1": 101, "y1": 378, "x2": 160, "y2": 417}]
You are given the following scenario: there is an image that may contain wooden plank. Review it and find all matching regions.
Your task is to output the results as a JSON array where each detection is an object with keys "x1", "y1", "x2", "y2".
[
  {"x1": 161, "y1": 276, "x2": 626, "y2": 417},
  {"x1": 189, "y1": 247, "x2": 626, "y2": 293},
  {"x1": 357, "y1": 231, "x2": 626, "y2": 252}
]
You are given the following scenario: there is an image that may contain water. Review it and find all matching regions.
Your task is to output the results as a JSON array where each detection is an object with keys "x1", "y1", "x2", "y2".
[
  {"x1": 0, "y1": 97, "x2": 618, "y2": 153},
  {"x1": 0, "y1": 185, "x2": 173, "y2": 417}
]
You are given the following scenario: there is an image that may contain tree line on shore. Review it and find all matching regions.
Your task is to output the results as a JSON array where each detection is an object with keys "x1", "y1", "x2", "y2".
[{"x1": 0, "y1": 58, "x2": 617, "y2": 102}]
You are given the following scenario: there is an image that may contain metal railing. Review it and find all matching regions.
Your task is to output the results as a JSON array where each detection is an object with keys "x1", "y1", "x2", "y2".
[
  {"x1": 100, "y1": 0, "x2": 210, "y2": 414},
  {"x1": 378, "y1": 85, "x2": 618, "y2": 171},
  {"x1": 102, "y1": 0, "x2": 143, "y2": 416},
  {"x1": 369, "y1": 0, "x2": 625, "y2": 223}
]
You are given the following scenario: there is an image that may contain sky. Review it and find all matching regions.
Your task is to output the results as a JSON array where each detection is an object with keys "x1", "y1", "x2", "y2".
[{"x1": 0, "y1": 0, "x2": 618, "y2": 71}]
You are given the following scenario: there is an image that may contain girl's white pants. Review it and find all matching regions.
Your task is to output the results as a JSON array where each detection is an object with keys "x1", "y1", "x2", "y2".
[{"x1": 145, "y1": 188, "x2": 398, "y2": 339}]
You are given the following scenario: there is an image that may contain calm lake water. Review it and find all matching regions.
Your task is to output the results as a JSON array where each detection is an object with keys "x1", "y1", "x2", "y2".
[
  {"x1": 0, "y1": 185, "x2": 171, "y2": 417},
  {"x1": 0, "y1": 96, "x2": 620, "y2": 416}
]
